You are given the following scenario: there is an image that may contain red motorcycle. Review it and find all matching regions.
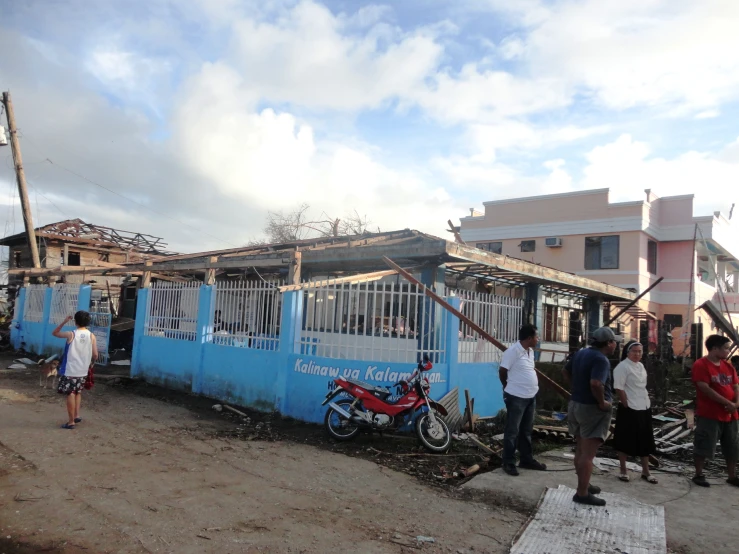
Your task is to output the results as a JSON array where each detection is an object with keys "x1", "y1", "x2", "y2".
[{"x1": 321, "y1": 356, "x2": 451, "y2": 453}]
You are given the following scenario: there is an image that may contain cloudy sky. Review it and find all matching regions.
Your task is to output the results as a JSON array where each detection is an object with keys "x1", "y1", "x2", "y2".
[{"x1": 1, "y1": 0, "x2": 739, "y2": 253}]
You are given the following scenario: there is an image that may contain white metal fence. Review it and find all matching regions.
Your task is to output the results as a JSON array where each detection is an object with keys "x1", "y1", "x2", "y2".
[
  {"x1": 451, "y1": 289, "x2": 524, "y2": 363},
  {"x1": 209, "y1": 280, "x2": 282, "y2": 350},
  {"x1": 300, "y1": 280, "x2": 449, "y2": 363},
  {"x1": 50, "y1": 283, "x2": 80, "y2": 325},
  {"x1": 23, "y1": 285, "x2": 47, "y2": 323},
  {"x1": 145, "y1": 282, "x2": 201, "y2": 341},
  {"x1": 90, "y1": 311, "x2": 112, "y2": 365}
]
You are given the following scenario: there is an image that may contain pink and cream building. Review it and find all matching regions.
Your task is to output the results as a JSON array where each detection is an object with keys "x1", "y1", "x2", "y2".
[{"x1": 459, "y1": 188, "x2": 739, "y2": 356}]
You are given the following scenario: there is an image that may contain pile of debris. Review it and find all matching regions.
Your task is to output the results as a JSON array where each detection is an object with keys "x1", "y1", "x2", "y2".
[{"x1": 653, "y1": 401, "x2": 695, "y2": 456}]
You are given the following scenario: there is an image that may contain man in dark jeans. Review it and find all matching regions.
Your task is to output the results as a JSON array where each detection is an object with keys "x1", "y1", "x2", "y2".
[{"x1": 499, "y1": 324, "x2": 547, "y2": 476}]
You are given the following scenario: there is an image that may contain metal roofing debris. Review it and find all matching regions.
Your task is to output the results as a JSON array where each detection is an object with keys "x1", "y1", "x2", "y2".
[
  {"x1": 0, "y1": 218, "x2": 173, "y2": 255},
  {"x1": 511, "y1": 485, "x2": 666, "y2": 554}
]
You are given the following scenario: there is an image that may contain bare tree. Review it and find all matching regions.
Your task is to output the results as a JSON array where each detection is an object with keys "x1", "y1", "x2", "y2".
[
  {"x1": 260, "y1": 204, "x2": 374, "y2": 245},
  {"x1": 339, "y1": 209, "x2": 373, "y2": 236}
]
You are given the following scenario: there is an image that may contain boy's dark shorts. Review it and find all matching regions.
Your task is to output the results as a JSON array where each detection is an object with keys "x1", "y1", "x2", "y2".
[
  {"x1": 694, "y1": 416, "x2": 739, "y2": 460},
  {"x1": 57, "y1": 376, "x2": 86, "y2": 395}
]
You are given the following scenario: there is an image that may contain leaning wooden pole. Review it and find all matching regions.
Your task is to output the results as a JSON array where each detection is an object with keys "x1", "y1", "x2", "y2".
[
  {"x1": 2, "y1": 91, "x2": 41, "y2": 269},
  {"x1": 604, "y1": 276, "x2": 663, "y2": 326},
  {"x1": 382, "y1": 256, "x2": 571, "y2": 400}
]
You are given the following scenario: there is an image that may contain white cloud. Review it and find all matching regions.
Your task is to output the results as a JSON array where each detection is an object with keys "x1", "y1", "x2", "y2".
[
  {"x1": 412, "y1": 64, "x2": 571, "y2": 124},
  {"x1": 87, "y1": 48, "x2": 171, "y2": 89},
  {"x1": 466, "y1": 120, "x2": 611, "y2": 162},
  {"x1": 509, "y1": 0, "x2": 739, "y2": 114},
  {"x1": 230, "y1": 0, "x2": 443, "y2": 111},
  {"x1": 581, "y1": 134, "x2": 739, "y2": 213},
  {"x1": 173, "y1": 60, "x2": 461, "y2": 237}
]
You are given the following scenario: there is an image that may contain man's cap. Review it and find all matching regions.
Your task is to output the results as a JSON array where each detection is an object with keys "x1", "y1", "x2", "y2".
[{"x1": 590, "y1": 327, "x2": 622, "y2": 343}]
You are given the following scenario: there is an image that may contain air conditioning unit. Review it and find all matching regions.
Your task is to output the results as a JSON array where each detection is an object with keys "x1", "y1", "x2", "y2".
[{"x1": 545, "y1": 237, "x2": 563, "y2": 248}]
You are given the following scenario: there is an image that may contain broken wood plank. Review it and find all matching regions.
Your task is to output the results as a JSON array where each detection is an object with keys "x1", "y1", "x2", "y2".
[
  {"x1": 465, "y1": 434, "x2": 498, "y2": 455},
  {"x1": 658, "y1": 443, "x2": 693, "y2": 453},
  {"x1": 278, "y1": 268, "x2": 401, "y2": 292},
  {"x1": 223, "y1": 405, "x2": 249, "y2": 418}
]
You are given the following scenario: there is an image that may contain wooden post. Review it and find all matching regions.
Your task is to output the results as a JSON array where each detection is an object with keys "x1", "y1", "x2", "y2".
[
  {"x1": 383, "y1": 256, "x2": 571, "y2": 400},
  {"x1": 204, "y1": 256, "x2": 218, "y2": 285},
  {"x1": 289, "y1": 250, "x2": 302, "y2": 285},
  {"x1": 2, "y1": 91, "x2": 41, "y2": 269},
  {"x1": 141, "y1": 261, "x2": 153, "y2": 288}
]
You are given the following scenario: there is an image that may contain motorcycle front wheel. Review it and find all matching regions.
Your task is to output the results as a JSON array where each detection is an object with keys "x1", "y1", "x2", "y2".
[
  {"x1": 324, "y1": 400, "x2": 361, "y2": 441},
  {"x1": 415, "y1": 411, "x2": 451, "y2": 453}
]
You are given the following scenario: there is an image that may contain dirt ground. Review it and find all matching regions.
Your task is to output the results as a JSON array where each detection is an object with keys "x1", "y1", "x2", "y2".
[{"x1": 0, "y1": 355, "x2": 525, "y2": 554}]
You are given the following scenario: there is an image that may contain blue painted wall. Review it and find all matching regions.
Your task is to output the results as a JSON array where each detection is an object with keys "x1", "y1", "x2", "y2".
[
  {"x1": 200, "y1": 344, "x2": 281, "y2": 411},
  {"x1": 283, "y1": 354, "x2": 451, "y2": 423},
  {"x1": 10, "y1": 285, "x2": 92, "y2": 358},
  {"x1": 449, "y1": 362, "x2": 504, "y2": 418},
  {"x1": 15, "y1": 283, "x2": 508, "y2": 424}
]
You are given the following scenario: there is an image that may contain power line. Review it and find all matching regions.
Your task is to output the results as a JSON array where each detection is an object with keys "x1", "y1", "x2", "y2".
[
  {"x1": 43, "y1": 158, "x2": 239, "y2": 248},
  {"x1": 25, "y1": 177, "x2": 71, "y2": 220}
]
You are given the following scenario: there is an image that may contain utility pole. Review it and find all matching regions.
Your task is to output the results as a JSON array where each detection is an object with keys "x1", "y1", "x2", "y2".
[{"x1": 2, "y1": 91, "x2": 41, "y2": 269}]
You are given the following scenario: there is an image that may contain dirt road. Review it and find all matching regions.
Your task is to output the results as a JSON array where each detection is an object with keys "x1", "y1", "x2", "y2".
[{"x1": 0, "y1": 360, "x2": 523, "y2": 553}]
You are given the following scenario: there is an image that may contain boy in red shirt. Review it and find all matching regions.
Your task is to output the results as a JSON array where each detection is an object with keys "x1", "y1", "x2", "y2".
[{"x1": 691, "y1": 335, "x2": 739, "y2": 487}]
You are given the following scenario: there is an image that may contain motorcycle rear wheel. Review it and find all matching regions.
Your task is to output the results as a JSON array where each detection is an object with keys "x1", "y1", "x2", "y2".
[
  {"x1": 325, "y1": 400, "x2": 361, "y2": 441},
  {"x1": 416, "y1": 411, "x2": 451, "y2": 453}
]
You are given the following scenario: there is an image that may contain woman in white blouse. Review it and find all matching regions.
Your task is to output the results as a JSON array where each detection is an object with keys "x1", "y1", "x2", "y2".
[{"x1": 613, "y1": 341, "x2": 657, "y2": 484}]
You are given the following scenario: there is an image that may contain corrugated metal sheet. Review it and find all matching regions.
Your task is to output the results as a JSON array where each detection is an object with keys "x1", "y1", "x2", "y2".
[
  {"x1": 437, "y1": 387, "x2": 462, "y2": 432},
  {"x1": 511, "y1": 485, "x2": 666, "y2": 554}
]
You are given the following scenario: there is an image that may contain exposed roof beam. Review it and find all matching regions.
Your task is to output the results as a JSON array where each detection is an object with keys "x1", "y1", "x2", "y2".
[{"x1": 445, "y1": 242, "x2": 636, "y2": 301}]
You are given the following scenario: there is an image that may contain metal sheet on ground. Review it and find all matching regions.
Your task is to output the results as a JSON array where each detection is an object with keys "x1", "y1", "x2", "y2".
[{"x1": 510, "y1": 485, "x2": 666, "y2": 554}]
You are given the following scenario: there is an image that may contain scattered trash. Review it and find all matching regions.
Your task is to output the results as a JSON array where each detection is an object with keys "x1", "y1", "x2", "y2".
[
  {"x1": 13, "y1": 358, "x2": 36, "y2": 365},
  {"x1": 7, "y1": 364, "x2": 26, "y2": 369},
  {"x1": 462, "y1": 464, "x2": 480, "y2": 477},
  {"x1": 212, "y1": 404, "x2": 223, "y2": 412},
  {"x1": 416, "y1": 536, "x2": 435, "y2": 544},
  {"x1": 552, "y1": 411, "x2": 567, "y2": 421}
]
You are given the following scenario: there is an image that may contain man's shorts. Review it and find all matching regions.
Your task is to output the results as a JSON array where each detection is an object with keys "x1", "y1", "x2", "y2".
[
  {"x1": 57, "y1": 376, "x2": 86, "y2": 395},
  {"x1": 568, "y1": 401, "x2": 612, "y2": 442},
  {"x1": 694, "y1": 416, "x2": 739, "y2": 460}
]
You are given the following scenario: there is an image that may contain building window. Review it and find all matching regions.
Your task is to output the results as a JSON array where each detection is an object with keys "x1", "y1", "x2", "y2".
[
  {"x1": 647, "y1": 240, "x2": 657, "y2": 274},
  {"x1": 585, "y1": 236, "x2": 619, "y2": 270},
  {"x1": 663, "y1": 314, "x2": 683, "y2": 330},
  {"x1": 476, "y1": 242, "x2": 502, "y2": 254},
  {"x1": 68, "y1": 252, "x2": 81, "y2": 266},
  {"x1": 520, "y1": 240, "x2": 535, "y2": 253},
  {"x1": 13, "y1": 251, "x2": 21, "y2": 268}
]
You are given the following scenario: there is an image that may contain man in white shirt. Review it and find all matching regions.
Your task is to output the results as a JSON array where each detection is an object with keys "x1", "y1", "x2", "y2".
[{"x1": 499, "y1": 324, "x2": 546, "y2": 476}]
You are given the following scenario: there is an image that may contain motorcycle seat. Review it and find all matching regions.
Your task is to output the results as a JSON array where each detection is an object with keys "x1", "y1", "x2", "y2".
[{"x1": 345, "y1": 378, "x2": 391, "y2": 399}]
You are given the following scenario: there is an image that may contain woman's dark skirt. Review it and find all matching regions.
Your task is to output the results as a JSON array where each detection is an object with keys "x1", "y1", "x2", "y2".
[{"x1": 613, "y1": 404, "x2": 656, "y2": 457}]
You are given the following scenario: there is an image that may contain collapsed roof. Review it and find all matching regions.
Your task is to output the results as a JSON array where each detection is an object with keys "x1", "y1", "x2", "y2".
[
  {"x1": 0, "y1": 219, "x2": 174, "y2": 255},
  {"x1": 9, "y1": 228, "x2": 636, "y2": 301}
]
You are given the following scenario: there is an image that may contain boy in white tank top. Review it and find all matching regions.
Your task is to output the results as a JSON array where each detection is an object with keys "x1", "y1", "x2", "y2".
[{"x1": 52, "y1": 310, "x2": 98, "y2": 429}]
